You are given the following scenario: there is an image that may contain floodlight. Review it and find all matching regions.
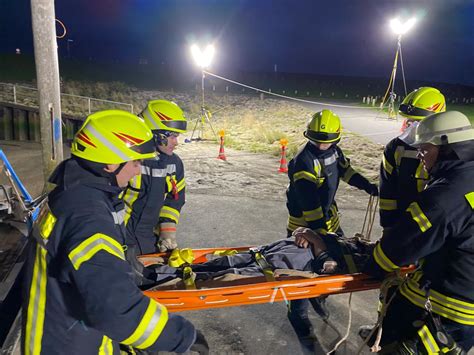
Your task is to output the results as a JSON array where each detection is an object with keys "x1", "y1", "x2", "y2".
[
  {"x1": 390, "y1": 17, "x2": 417, "y2": 36},
  {"x1": 191, "y1": 44, "x2": 215, "y2": 69}
]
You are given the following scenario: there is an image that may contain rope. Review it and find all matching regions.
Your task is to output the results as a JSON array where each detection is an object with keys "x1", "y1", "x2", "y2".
[
  {"x1": 55, "y1": 19, "x2": 67, "y2": 39},
  {"x1": 380, "y1": 50, "x2": 399, "y2": 107},
  {"x1": 203, "y1": 70, "x2": 379, "y2": 110},
  {"x1": 398, "y1": 43, "x2": 408, "y2": 96},
  {"x1": 359, "y1": 195, "x2": 379, "y2": 241},
  {"x1": 326, "y1": 293, "x2": 353, "y2": 355}
]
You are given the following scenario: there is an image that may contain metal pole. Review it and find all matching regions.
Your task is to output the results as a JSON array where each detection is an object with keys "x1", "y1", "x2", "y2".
[
  {"x1": 13, "y1": 85, "x2": 17, "y2": 104},
  {"x1": 388, "y1": 35, "x2": 400, "y2": 119},
  {"x1": 31, "y1": 0, "x2": 63, "y2": 182},
  {"x1": 201, "y1": 70, "x2": 205, "y2": 109}
]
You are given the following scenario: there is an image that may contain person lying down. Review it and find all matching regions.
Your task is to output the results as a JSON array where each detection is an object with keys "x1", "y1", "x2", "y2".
[{"x1": 143, "y1": 227, "x2": 375, "y2": 291}]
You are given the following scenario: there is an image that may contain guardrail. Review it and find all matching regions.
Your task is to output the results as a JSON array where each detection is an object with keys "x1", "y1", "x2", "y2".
[{"x1": 0, "y1": 83, "x2": 134, "y2": 116}]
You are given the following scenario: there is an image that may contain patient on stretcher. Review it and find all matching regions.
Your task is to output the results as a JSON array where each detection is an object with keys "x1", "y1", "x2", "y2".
[{"x1": 143, "y1": 227, "x2": 375, "y2": 290}]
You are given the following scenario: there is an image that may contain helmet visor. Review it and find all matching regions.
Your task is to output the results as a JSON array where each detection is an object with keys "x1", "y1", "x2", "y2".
[
  {"x1": 129, "y1": 138, "x2": 156, "y2": 155},
  {"x1": 162, "y1": 120, "x2": 187, "y2": 131},
  {"x1": 305, "y1": 130, "x2": 340, "y2": 143},
  {"x1": 399, "y1": 104, "x2": 434, "y2": 118}
]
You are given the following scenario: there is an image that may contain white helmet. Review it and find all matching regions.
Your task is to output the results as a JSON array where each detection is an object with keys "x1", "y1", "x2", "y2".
[{"x1": 412, "y1": 111, "x2": 474, "y2": 147}]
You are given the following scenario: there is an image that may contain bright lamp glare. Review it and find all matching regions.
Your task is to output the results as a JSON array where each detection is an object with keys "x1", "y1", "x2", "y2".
[
  {"x1": 390, "y1": 17, "x2": 417, "y2": 35},
  {"x1": 191, "y1": 44, "x2": 215, "y2": 68}
]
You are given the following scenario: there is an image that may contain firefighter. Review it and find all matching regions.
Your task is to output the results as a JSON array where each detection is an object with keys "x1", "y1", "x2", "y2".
[
  {"x1": 122, "y1": 100, "x2": 187, "y2": 255},
  {"x1": 379, "y1": 87, "x2": 446, "y2": 229},
  {"x1": 22, "y1": 110, "x2": 202, "y2": 354},
  {"x1": 364, "y1": 111, "x2": 474, "y2": 353},
  {"x1": 285, "y1": 109, "x2": 378, "y2": 351}
]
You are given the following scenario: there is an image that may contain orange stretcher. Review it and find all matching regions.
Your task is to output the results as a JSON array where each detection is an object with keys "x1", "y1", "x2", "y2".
[{"x1": 139, "y1": 246, "x2": 412, "y2": 313}]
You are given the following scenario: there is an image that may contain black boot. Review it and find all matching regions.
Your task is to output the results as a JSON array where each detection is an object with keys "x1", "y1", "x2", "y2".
[{"x1": 309, "y1": 296, "x2": 330, "y2": 320}]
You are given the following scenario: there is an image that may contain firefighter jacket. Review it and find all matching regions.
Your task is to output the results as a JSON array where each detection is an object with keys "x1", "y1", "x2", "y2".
[
  {"x1": 22, "y1": 158, "x2": 195, "y2": 355},
  {"x1": 123, "y1": 152, "x2": 185, "y2": 254},
  {"x1": 365, "y1": 160, "x2": 474, "y2": 326},
  {"x1": 286, "y1": 142, "x2": 374, "y2": 234},
  {"x1": 379, "y1": 137, "x2": 429, "y2": 228}
]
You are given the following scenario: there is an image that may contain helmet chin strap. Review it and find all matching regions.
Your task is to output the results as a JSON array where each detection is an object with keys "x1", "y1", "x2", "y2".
[{"x1": 107, "y1": 162, "x2": 127, "y2": 187}]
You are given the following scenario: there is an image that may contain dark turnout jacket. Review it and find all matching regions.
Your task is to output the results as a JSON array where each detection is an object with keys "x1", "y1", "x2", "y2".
[
  {"x1": 365, "y1": 160, "x2": 474, "y2": 326},
  {"x1": 22, "y1": 159, "x2": 195, "y2": 355}
]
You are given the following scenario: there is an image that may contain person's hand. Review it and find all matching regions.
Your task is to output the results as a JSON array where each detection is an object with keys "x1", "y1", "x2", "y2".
[
  {"x1": 365, "y1": 183, "x2": 378, "y2": 196},
  {"x1": 293, "y1": 227, "x2": 314, "y2": 248},
  {"x1": 190, "y1": 329, "x2": 209, "y2": 354}
]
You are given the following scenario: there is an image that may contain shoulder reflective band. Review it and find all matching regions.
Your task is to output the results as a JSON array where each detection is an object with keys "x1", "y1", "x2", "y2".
[
  {"x1": 406, "y1": 202, "x2": 432, "y2": 233},
  {"x1": 465, "y1": 192, "x2": 474, "y2": 209},
  {"x1": 68, "y1": 234, "x2": 125, "y2": 270},
  {"x1": 303, "y1": 207, "x2": 324, "y2": 222},
  {"x1": 373, "y1": 243, "x2": 398, "y2": 272},
  {"x1": 294, "y1": 171, "x2": 318, "y2": 184},
  {"x1": 382, "y1": 154, "x2": 394, "y2": 174},
  {"x1": 417, "y1": 325, "x2": 441, "y2": 353},
  {"x1": 121, "y1": 299, "x2": 169, "y2": 349},
  {"x1": 380, "y1": 199, "x2": 398, "y2": 211}
]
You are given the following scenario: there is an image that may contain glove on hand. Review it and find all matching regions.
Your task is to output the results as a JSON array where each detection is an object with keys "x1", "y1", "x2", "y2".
[
  {"x1": 156, "y1": 222, "x2": 178, "y2": 252},
  {"x1": 365, "y1": 183, "x2": 378, "y2": 196},
  {"x1": 190, "y1": 329, "x2": 209, "y2": 355}
]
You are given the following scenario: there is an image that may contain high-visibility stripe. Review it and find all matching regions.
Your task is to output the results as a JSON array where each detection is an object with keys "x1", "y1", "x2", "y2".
[
  {"x1": 159, "y1": 206, "x2": 180, "y2": 223},
  {"x1": 326, "y1": 205, "x2": 340, "y2": 233},
  {"x1": 322, "y1": 152, "x2": 338, "y2": 166},
  {"x1": 176, "y1": 178, "x2": 185, "y2": 192},
  {"x1": 123, "y1": 175, "x2": 142, "y2": 225},
  {"x1": 111, "y1": 209, "x2": 125, "y2": 225},
  {"x1": 293, "y1": 171, "x2": 318, "y2": 184},
  {"x1": 394, "y1": 146, "x2": 418, "y2": 168},
  {"x1": 417, "y1": 325, "x2": 440, "y2": 354},
  {"x1": 406, "y1": 202, "x2": 432, "y2": 232},
  {"x1": 68, "y1": 234, "x2": 125, "y2": 271},
  {"x1": 39, "y1": 211, "x2": 56, "y2": 240},
  {"x1": 87, "y1": 124, "x2": 129, "y2": 161},
  {"x1": 415, "y1": 162, "x2": 429, "y2": 192},
  {"x1": 121, "y1": 299, "x2": 169, "y2": 349},
  {"x1": 141, "y1": 164, "x2": 177, "y2": 177},
  {"x1": 143, "y1": 108, "x2": 160, "y2": 130},
  {"x1": 341, "y1": 166, "x2": 357, "y2": 183},
  {"x1": 287, "y1": 215, "x2": 307, "y2": 231},
  {"x1": 380, "y1": 198, "x2": 398, "y2": 211},
  {"x1": 401, "y1": 279, "x2": 474, "y2": 325},
  {"x1": 382, "y1": 154, "x2": 394, "y2": 175},
  {"x1": 25, "y1": 245, "x2": 48, "y2": 355},
  {"x1": 465, "y1": 192, "x2": 474, "y2": 209},
  {"x1": 373, "y1": 243, "x2": 398, "y2": 272},
  {"x1": 313, "y1": 159, "x2": 322, "y2": 177},
  {"x1": 302, "y1": 207, "x2": 324, "y2": 222},
  {"x1": 99, "y1": 336, "x2": 114, "y2": 355}
]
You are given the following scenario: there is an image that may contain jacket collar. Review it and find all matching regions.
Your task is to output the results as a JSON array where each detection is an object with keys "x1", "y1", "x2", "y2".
[
  {"x1": 306, "y1": 141, "x2": 337, "y2": 158},
  {"x1": 430, "y1": 160, "x2": 474, "y2": 180}
]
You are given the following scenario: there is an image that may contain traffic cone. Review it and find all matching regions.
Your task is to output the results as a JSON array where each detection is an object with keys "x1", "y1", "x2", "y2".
[
  {"x1": 217, "y1": 130, "x2": 227, "y2": 161},
  {"x1": 278, "y1": 138, "x2": 288, "y2": 173}
]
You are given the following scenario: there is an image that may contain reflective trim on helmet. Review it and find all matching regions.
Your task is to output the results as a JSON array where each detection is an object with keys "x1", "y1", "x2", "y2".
[
  {"x1": 304, "y1": 130, "x2": 340, "y2": 143},
  {"x1": 87, "y1": 124, "x2": 130, "y2": 161}
]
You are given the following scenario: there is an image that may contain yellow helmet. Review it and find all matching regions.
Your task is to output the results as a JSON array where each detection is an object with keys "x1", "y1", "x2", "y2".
[
  {"x1": 71, "y1": 110, "x2": 156, "y2": 164},
  {"x1": 399, "y1": 87, "x2": 446, "y2": 120},
  {"x1": 304, "y1": 109, "x2": 341, "y2": 143},
  {"x1": 140, "y1": 100, "x2": 187, "y2": 133}
]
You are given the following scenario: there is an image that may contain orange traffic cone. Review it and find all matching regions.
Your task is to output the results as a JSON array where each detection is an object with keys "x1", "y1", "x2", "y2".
[
  {"x1": 217, "y1": 131, "x2": 227, "y2": 161},
  {"x1": 278, "y1": 138, "x2": 288, "y2": 173}
]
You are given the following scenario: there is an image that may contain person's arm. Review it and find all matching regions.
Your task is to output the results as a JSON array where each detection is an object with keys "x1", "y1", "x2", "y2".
[
  {"x1": 65, "y1": 216, "x2": 195, "y2": 352},
  {"x1": 337, "y1": 147, "x2": 378, "y2": 196},
  {"x1": 379, "y1": 140, "x2": 401, "y2": 228},
  {"x1": 156, "y1": 157, "x2": 185, "y2": 251}
]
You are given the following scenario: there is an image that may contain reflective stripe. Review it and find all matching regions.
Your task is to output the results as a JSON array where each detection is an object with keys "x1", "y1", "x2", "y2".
[
  {"x1": 326, "y1": 205, "x2": 340, "y2": 233},
  {"x1": 380, "y1": 198, "x2": 398, "y2": 211},
  {"x1": 141, "y1": 164, "x2": 176, "y2": 177},
  {"x1": 159, "y1": 206, "x2": 180, "y2": 223},
  {"x1": 394, "y1": 146, "x2": 418, "y2": 167},
  {"x1": 99, "y1": 336, "x2": 114, "y2": 355},
  {"x1": 143, "y1": 108, "x2": 160, "y2": 130},
  {"x1": 121, "y1": 299, "x2": 169, "y2": 349},
  {"x1": 406, "y1": 202, "x2": 432, "y2": 232},
  {"x1": 401, "y1": 278, "x2": 474, "y2": 325},
  {"x1": 313, "y1": 159, "x2": 322, "y2": 177},
  {"x1": 465, "y1": 192, "x2": 474, "y2": 209},
  {"x1": 382, "y1": 154, "x2": 394, "y2": 175},
  {"x1": 373, "y1": 243, "x2": 398, "y2": 272},
  {"x1": 414, "y1": 162, "x2": 429, "y2": 192},
  {"x1": 24, "y1": 244, "x2": 48, "y2": 355},
  {"x1": 418, "y1": 325, "x2": 440, "y2": 354},
  {"x1": 68, "y1": 234, "x2": 125, "y2": 271},
  {"x1": 176, "y1": 178, "x2": 185, "y2": 192},
  {"x1": 341, "y1": 166, "x2": 357, "y2": 183},
  {"x1": 39, "y1": 211, "x2": 56, "y2": 240},
  {"x1": 322, "y1": 152, "x2": 338, "y2": 166},
  {"x1": 111, "y1": 209, "x2": 125, "y2": 225},
  {"x1": 87, "y1": 124, "x2": 129, "y2": 161},
  {"x1": 293, "y1": 171, "x2": 318, "y2": 184},
  {"x1": 123, "y1": 175, "x2": 142, "y2": 225},
  {"x1": 302, "y1": 207, "x2": 324, "y2": 222}
]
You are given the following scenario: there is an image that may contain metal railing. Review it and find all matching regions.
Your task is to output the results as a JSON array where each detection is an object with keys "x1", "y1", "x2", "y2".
[{"x1": 0, "y1": 82, "x2": 134, "y2": 116}]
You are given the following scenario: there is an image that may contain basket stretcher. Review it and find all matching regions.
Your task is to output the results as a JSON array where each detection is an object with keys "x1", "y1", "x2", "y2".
[{"x1": 139, "y1": 246, "x2": 412, "y2": 313}]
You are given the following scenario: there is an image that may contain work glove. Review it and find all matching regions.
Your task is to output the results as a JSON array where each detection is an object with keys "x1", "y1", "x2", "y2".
[
  {"x1": 365, "y1": 183, "x2": 379, "y2": 196},
  {"x1": 190, "y1": 329, "x2": 209, "y2": 355},
  {"x1": 155, "y1": 222, "x2": 178, "y2": 252}
]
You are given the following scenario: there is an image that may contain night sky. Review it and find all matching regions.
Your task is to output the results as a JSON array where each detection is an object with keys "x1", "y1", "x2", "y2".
[{"x1": 2, "y1": 0, "x2": 474, "y2": 85}]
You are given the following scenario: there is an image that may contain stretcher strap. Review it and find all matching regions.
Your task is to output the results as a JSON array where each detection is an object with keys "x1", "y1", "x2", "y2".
[{"x1": 253, "y1": 251, "x2": 275, "y2": 282}]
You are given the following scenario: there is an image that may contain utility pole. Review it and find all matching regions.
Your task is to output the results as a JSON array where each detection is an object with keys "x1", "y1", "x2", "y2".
[{"x1": 30, "y1": 0, "x2": 63, "y2": 182}]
